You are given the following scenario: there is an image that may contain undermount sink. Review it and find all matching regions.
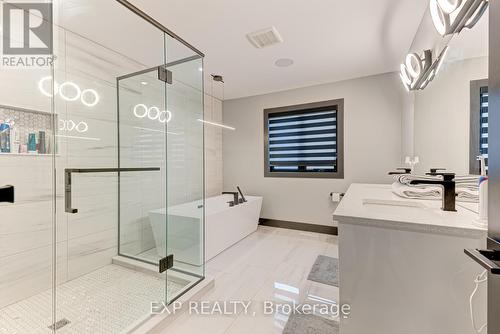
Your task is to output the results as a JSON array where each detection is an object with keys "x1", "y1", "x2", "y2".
[{"x1": 362, "y1": 198, "x2": 426, "y2": 208}]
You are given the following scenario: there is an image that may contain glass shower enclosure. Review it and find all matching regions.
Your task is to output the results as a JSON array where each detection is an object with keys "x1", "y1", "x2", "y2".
[{"x1": 0, "y1": 0, "x2": 204, "y2": 333}]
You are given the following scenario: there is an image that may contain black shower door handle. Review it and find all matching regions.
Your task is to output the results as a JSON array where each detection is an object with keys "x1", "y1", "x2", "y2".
[{"x1": 64, "y1": 167, "x2": 160, "y2": 214}]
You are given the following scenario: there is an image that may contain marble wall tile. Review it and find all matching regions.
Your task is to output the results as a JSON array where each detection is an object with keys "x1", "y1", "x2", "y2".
[
  {"x1": 0, "y1": 26, "x2": 224, "y2": 308},
  {"x1": 67, "y1": 228, "x2": 117, "y2": 280},
  {"x1": 0, "y1": 241, "x2": 67, "y2": 308}
]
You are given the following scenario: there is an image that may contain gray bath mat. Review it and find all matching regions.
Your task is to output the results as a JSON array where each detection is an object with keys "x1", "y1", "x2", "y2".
[
  {"x1": 307, "y1": 255, "x2": 339, "y2": 287},
  {"x1": 283, "y1": 313, "x2": 339, "y2": 334}
]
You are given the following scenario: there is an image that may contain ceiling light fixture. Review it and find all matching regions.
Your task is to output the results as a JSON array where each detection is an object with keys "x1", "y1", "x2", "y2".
[
  {"x1": 399, "y1": 47, "x2": 449, "y2": 92},
  {"x1": 141, "y1": 81, "x2": 148, "y2": 86},
  {"x1": 430, "y1": 0, "x2": 489, "y2": 36},
  {"x1": 275, "y1": 58, "x2": 294, "y2": 67}
]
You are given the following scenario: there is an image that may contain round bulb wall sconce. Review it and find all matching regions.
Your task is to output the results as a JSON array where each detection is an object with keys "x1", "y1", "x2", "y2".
[
  {"x1": 400, "y1": 47, "x2": 448, "y2": 92},
  {"x1": 133, "y1": 104, "x2": 172, "y2": 124},
  {"x1": 38, "y1": 77, "x2": 100, "y2": 107},
  {"x1": 430, "y1": 0, "x2": 489, "y2": 37}
]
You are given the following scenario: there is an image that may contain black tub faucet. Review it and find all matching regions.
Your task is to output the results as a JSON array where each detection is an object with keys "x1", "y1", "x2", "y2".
[
  {"x1": 222, "y1": 191, "x2": 239, "y2": 206},
  {"x1": 410, "y1": 173, "x2": 456, "y2": 212},
  {"x1": 237, "y1": 186, "x2": 247, "y2": 203}
]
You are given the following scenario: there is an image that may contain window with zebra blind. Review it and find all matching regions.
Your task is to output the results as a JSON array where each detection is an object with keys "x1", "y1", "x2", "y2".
[
  {"x1": 264, "y1": 99, "x2": 344, "y2": 178},
  {"x1": 470, "y1": 79, "x2": 489, "y2": 174}
]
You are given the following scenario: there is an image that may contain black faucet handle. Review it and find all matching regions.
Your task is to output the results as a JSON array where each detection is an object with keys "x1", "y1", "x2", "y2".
[
  {"x1": 425, "y1": 172, "x2": 455, "y2": 180},
  {"x1": 429, "y1": 168, "x2": 446, "y2": 174},
  {"x1": 388, "y1": 168, "x2": 412, "y2": 175}
]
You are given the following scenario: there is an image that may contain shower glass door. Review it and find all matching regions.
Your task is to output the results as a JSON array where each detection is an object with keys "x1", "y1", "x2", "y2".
[
  {"x1": 0, "y1": 0, "x2": 205, "y2": 332},
  {"x1": 117, "y1": 34, "x2": 205, "y2": 305},
  {"x1": 164, "y1": 35, "x2": 205, "y2": 304}
]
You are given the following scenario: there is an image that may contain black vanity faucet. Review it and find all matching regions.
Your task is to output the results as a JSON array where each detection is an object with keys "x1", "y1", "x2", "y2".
[
  {"x1": 410, "y1": 173, "x2": 457, "y2": 212},
  {"x1": 388, "y1": 168, "x2": 412, "y2": 175},
  {"x1": 222, "y1": 192, "x2": 239, "y2": 206}
]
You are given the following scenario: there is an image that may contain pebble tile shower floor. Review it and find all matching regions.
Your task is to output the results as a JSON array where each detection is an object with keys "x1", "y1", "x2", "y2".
[{"x1": 0, "y1": 265, "x2": 183, "y2": 334}]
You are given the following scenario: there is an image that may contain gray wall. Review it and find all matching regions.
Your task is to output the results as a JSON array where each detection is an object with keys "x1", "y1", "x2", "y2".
[
  {"x1": 222, "y1": 72, "x2": 408, "y2": 226},
  {"x1": 413, "y1": 56, "x2": 488, "y2": 175}
]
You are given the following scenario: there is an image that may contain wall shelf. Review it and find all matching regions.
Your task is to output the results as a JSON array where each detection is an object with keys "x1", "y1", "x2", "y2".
[{"x1": 0, "y1": 104, "x2": 57, "y2": 155}]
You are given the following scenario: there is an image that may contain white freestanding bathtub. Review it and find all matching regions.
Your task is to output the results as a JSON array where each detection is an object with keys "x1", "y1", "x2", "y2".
[{"x1": 149, "y1": 195, "x2": 263, "y2": 264}]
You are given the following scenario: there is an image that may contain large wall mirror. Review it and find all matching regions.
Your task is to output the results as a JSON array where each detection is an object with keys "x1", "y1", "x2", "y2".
[{"x1": 407, "y1": 2, "x2": 488, "y2": 176}]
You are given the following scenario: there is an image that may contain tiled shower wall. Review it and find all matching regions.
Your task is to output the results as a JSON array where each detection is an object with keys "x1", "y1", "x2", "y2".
[{"x1": 0, "y1": 30, "x2": 223, "y2": 308}]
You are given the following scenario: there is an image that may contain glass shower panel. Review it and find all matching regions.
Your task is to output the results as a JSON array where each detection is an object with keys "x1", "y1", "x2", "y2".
[
  {"x1": 0, "y1": 0, "x2": 205, "y2": 332},
  {"x1": 118, "y1": 68, "x2": 168, "y2": 263},
  {"x1": 52, "y1": 0, "x2": 169, "y2": 332},
  {"x1": 164, "y1": 36, "x2": 205, "y2": 303},
  {"x1": 0, "y1": 16, "x2": 56, "y2": 334}
]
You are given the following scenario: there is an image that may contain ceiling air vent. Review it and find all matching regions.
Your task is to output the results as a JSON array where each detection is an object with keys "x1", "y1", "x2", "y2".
[{"x1": 246, "y1": 27, "x2": 283, "y2": 49}]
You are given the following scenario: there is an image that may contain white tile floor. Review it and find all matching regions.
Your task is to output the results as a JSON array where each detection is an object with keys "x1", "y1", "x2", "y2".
[
  {"x1": 0, "y1": 265, "x2": 184, "y2": 334},
  {"x1": 159, "y1": 226, "x2": 339, "y2": 334},
  {"x1": 0, "y1": 226, "x2": 338, "y2": 334}
]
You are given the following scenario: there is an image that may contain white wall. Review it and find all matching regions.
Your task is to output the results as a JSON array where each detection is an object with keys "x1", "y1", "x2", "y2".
[
  {"x1": 223, "y1": 72, "x2": 408, "y2": 226},
  {"x1": 413, "y1": 56, "x2": 488, "y2": 175}
]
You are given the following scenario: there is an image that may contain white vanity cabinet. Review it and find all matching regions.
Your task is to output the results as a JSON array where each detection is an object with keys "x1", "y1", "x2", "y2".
[{"x1": 334, "y1": 183, "x2": 487, "y2": 334}]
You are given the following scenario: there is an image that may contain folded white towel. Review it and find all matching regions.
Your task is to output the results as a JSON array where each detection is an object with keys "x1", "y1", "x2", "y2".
[
  {"x1": 394, "y1": 174, "x2": 479, "y2": 190},
  {"x1": 391, "y1": 182, "x2": 479, "y2": 203}
]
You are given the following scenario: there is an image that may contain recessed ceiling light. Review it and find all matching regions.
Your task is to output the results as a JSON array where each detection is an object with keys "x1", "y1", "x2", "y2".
[
  {"x1": 275, "y1": 58, "x2": 294, "y2": 67},
  {"x1": 141, "y1": 81, "x2": 148, "y2": 86},
  {"x1": 198, "y1": 67, "x2": 203, "y2": 72}
]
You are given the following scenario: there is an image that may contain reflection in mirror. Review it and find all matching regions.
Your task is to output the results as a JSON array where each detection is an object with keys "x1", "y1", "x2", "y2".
[{"x1": 407, "y1": 4, "x2": 488, "y2": 176}]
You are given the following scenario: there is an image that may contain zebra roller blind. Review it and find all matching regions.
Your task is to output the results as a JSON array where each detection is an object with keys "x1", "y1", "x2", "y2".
[
  {"x1": 480, "y1": 86, "x2": 489, "y2": 170},
  {"x1": 264, "y1": 99, "x2": 344, "y2": 178}
]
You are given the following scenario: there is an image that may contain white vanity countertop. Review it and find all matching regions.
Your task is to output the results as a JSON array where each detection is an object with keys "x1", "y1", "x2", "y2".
[{"x1": 333, "y1": 183, "x2": 487, "y2": 237}]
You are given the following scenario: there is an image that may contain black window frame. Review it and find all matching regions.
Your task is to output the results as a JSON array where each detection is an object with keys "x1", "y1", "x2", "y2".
[
  {"x1": 263, "y1": 99, "x2": 344, "y2": 179},
  {"x1": 469, "y1": 79, "x2": 489, "y2": 175}
]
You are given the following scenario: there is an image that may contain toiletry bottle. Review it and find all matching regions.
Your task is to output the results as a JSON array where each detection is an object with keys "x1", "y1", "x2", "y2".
[
  {"x1": 0, "y1": 122, "x2": 11, "y2": 153},
  {"x1": 9, "y1": 121, "x2": 19, "y2": 154},
  {"x1": 28, "y1": 133, "x2": 37, "y2": 153},
  {"x1": 38, "y1": 131, "x2": 46, "y2": 154},
  {"x1": 478, "y1": 156, "x2": 488, "y2": 222}
]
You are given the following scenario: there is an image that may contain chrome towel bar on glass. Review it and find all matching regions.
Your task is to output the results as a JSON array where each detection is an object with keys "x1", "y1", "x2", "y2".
[{"x1": 65, "y1": 167, "x2": 160, "y2": 214}]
